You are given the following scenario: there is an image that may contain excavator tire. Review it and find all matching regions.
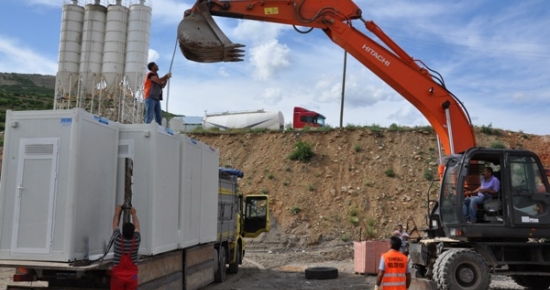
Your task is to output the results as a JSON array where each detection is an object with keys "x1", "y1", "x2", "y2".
[
  {"x1": 511, "y1": 275, "x2": 550, "y2": 290},
  {"x1": 304, "y1": 267, "x2": 338, "y2": 280},
  {"x1": 433, "y1": 249, "x2": 490, "y2": 290}
]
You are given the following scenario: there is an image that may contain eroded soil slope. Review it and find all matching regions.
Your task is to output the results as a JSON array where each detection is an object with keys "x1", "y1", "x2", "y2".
[{"x1": 190, "y1": 128, "x2": 550, "y2": 247}]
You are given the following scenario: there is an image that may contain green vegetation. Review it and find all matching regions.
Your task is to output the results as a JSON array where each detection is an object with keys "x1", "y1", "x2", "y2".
[
  {"x1": 307, "y1": 184, "x2": 315, "y2": 191},
  {"x1": 340, "y1": 233, "x2": 352, "y2": 242},
  {"x1": 369, "y1": 124, "x2": 384, "y2": 137},
  {"x1": 288, "y1": 140, "x2": 315, "y2": 162},
  {"x1": 423, "y1": 169, "x2": 434, "y2": 181},
  {"x1": 267, "y1": 173, "x2": 274, "y2": 180},
  {"x1": 365, "y1": 218, "x2": 376, "y2": 238},
  {"x1": 0, "y1": 73, "x2": 57, "y2": 131},
  {"x1": 491, "y1": 141, "x2": 506, "y2": 149},
  {"x1": 385, "y1": 169, "x2": 396, "y2": 178},
  {"x1": 259, "y1": 188, "x2": 269, "y2": 194},
  {"x1": 480, "y1": 123, "x2": 502, "y2": 136},
  {"x1": 289, "y1": 206, "x2": 301, "y2": 215},
  {"x1": 354, "y1": 143, "x2": 362, "y2": 153}
]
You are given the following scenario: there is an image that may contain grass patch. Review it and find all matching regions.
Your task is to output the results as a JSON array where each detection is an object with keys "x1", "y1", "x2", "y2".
[
  {"x1": 288, "y1": 140, "x2": 315, "y2": 162},
  {"x1": 385, "y1": 169, "x2": 396, "y2": 178}
]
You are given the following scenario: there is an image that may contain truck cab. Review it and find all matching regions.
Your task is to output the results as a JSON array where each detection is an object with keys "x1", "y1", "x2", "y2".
[{"x1": 293, "y1": 107, "x2": 326, "y2": 129}]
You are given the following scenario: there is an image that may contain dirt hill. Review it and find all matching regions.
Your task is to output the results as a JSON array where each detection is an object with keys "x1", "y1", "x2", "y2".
[{"x1": 189, "y1": 128, "x2": 550, "y2": 248}]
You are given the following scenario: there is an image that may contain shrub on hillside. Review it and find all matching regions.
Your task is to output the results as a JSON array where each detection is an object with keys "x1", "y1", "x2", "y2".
[{"x1": 289, "y1": 140, "x2": 315, "y2": 162}]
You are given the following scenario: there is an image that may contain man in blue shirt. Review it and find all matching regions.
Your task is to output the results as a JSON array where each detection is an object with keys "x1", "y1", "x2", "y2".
[{"x1": 463, "y1": 167, "x2": 500, "y2": 223}]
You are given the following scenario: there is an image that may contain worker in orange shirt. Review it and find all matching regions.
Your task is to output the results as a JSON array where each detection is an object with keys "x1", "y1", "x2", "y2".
[{"x1": 375, "y1": 236, "x2": 411, "y2": 290}]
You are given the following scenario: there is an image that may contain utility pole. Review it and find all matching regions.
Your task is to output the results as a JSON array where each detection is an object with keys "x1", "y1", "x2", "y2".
[{"x1": 339, "y1": 51, "x2": 347, "y2": 128}]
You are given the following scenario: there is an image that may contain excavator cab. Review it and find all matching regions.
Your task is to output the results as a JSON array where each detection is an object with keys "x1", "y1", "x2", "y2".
[{"x1": 427, "y1": 147, "x2": 550, "y2": 240}]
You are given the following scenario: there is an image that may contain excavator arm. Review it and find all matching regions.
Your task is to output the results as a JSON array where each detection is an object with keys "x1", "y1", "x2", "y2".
[{"x1": 178, "y1": 0, "x2": 476, "y2": 155}]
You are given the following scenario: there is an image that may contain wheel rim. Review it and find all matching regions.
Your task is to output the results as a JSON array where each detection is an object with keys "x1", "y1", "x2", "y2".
[{"x1": 455, "y1": 263, "x2": 478, "y2": 287}]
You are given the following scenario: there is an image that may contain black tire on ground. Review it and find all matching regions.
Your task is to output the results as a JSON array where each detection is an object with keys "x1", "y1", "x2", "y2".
[
  {"x1": 433, "y1": 249, "x2": 490, "y2": 290},
  {"x1": 214, "y1": 247, "x2": 227, "y2": 283},
  {"x1": 304, "y1": 267, "x2": 338, "y2": 280},
  {"x1": 511, "y1": 275, "x2": 550, "y2": 290},
  {"x1": 227, "y1": 244, "x2": 241, "y2": 274}
]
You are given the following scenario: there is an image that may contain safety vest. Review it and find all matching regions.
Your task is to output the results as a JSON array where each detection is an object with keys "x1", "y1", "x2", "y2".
[
  {"x1": 143, "y1": 72, "x2": 155, "y2": 99},
  {"x1": 381, "y1": 249, "x2": 408, "y2": 290}
]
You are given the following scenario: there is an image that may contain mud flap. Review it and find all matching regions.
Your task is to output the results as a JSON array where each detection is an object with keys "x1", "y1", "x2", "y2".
[{"x1": 177, "y1": 1, "x2": 245, "y2": 63}]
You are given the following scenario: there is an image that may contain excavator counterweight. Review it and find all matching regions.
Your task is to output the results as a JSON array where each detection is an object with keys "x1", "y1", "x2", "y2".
[{"x1": 178, "y1": 2, "x2": 245, "y2": 62}]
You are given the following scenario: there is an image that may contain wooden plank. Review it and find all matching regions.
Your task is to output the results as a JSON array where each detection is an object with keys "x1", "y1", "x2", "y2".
[
  {"x1": 185, "y1": 244, "x2": 214, "y2": 267},
  {"x1": 184, "y1": 244, "x2": 214, "y2": 290},
  {"x1": 138, "y1": 251, "x2": 182, "y2": 285}
]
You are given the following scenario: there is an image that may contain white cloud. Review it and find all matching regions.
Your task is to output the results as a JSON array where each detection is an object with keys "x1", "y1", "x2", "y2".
[
  {"x1": 257, "y1": 87, "x2": 283, "y2": 105},
  {"x1": 147, "y1": 49, "x2": 160, "y2": 63},
  {"x1": 0, "y1": 36, "x2": 57, "y2": 74},
  {"x1": 249, "y1": 40, "x2": 291, "y2": 80}
]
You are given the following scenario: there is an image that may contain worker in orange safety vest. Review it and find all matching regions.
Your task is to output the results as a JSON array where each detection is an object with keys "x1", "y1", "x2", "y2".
[{"x1": 375, "y1": 236, "x2": 411, "y2": 290}]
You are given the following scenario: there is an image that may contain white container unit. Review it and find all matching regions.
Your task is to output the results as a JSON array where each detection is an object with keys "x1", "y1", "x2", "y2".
[
  {"x1": 118, "y1": 123, "x2": 180, "y2": 255},
  {"x1": 0, "y1": 109, "x2": 119, "y2": 262},
  {"x1": 199, "y1": 142, "x2": 219, "y2": 243},
  {"x1": 179, "y1": 136, "x2": 219, "y2": 248},
  {"x1": 179, "y1": 135, "x2": 203, "y2": 248}
]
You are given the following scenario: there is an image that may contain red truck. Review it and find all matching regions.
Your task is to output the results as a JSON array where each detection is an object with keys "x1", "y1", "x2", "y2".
[{"x1": 293, "y1": 107, "x2": 326, "y2": 129}]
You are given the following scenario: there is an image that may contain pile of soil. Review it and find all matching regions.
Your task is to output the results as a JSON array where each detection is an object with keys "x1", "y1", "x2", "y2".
[{"x1": 191, "y1": 128, "x2": 550, "y2": 248}]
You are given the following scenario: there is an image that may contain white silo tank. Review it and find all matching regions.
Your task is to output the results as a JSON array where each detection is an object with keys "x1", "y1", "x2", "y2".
[
  {"x1": 79, "y1": 1, "x2": 107, "y2": 98},
  {"x1": 124, "y1": 0, "x2": 151, "y2": 94},
  {"x1": 102, "y1": 1, "x2": 129, "y2": 90},
  {"x1": 55, "y1": 1, "x2": 84, "y2": 105}
]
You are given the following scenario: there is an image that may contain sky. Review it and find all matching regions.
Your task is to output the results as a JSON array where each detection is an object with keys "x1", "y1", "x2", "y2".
[{"x1": 1, "y1": 0, "x2": 550, "y2": 135}]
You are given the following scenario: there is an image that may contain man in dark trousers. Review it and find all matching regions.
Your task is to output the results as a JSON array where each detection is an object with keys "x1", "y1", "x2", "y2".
[
  {"x1": 143, "y1": 62, "x2": 171, "y2": 125},
  {"x1": 111, "y1": 205, "x2": 141, "y2": 290},
  {"x1": 375, "y1": 236, "x2": 411, "y2": 290}
]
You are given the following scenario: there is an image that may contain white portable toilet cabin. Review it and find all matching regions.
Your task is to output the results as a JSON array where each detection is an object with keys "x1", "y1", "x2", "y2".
[
  {"x1": 179, "y1": 135, "x2": 219, "y2": 248},
  {"x1": 0, "y1": 109, "x2": 119, "y2": 262},
  {"x1": 117, "y1": 123, "x2": 180, "y2": 255}
]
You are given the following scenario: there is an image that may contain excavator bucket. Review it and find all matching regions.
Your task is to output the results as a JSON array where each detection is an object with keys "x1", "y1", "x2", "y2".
[{"x1": 177, "y1": 1, "x2": 245, "y2": 63}]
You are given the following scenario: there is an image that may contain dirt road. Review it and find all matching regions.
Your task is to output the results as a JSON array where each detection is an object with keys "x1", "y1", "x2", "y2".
[
  {"x1": 202, "y1": 247, "x2": 525, "y2": 290},
  {"x1": 0, "y1": 247, "x2": 525, "y2": 289}
]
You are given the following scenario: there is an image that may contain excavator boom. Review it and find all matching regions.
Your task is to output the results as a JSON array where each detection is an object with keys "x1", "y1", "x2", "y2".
[{"x1": 178, "y1": 0, "x2": 476, "y2": 155}]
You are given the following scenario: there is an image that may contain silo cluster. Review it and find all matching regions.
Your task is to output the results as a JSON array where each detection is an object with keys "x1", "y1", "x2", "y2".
[{"x1": 54, "y1": 0, "x2": 151, "y2": 124}]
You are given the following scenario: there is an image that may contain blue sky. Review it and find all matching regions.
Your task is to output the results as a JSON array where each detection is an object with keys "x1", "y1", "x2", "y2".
[{"x1": 1, "y1": 0, "x2": 550, "y2": 134}]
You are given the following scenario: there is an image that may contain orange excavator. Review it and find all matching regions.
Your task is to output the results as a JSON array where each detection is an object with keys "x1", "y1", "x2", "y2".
[{"x1": 177, "y1": 1, "x2": 550, "y2": 289}]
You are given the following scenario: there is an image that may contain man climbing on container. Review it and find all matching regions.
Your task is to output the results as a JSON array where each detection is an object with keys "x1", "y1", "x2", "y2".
[
  {"x1": 144, "y1": 62, "x2": 171, "y2": 125},
  {"x1": 111, "y1": 205, "x2": 141, "y2": 290},
  {"x1": 375, "y1": 236, "x2": 411, "y2": 290}
]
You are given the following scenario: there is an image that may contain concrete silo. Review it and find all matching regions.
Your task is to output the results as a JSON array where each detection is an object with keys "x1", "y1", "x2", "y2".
[
  {"x1": 54, "y1": 0, "x2": 84, "y2": 110},
  {"x1": 124, "y1": 0, "x2": 152, "y2": 123},
  {"x1": 100, "y1": 0, "x2": 129, "y2": 121},
  {"x1": 78, "y1": 0, "x2": 106, "y2": 108}
]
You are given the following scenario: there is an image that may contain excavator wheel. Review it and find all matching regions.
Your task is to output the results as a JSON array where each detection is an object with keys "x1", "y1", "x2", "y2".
[{"x1": 433, "y1": 249, "x2": 490, "y2": 290}]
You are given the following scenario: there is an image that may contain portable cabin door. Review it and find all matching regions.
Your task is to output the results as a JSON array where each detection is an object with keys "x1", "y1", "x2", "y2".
[{"x1": 11, "y1": 138, "x2": 59, "y2": 255}]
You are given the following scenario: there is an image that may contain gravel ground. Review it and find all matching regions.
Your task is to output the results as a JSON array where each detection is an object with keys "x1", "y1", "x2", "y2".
[
  {"x1": 0, "y1": 248, "x2": 526, "y2": 289},
  {"x1": 202, "y1": 246, "x2": 526, "y2": 290}
]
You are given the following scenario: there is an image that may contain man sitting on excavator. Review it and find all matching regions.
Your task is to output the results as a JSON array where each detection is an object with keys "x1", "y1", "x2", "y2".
[{"x1": 463, "y1": 167, "x2": 500, "y2": 223}]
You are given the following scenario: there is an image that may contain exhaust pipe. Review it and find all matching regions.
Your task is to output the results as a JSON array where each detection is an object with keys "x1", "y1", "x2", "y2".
[{"x1": 177, "y1": 1, "x2": 245, "y2": 63}]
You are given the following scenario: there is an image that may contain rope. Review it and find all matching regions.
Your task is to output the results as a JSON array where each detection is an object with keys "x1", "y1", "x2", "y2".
[{"x1": 165, "y1": 38, "x2": 179, "y2": 121}]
